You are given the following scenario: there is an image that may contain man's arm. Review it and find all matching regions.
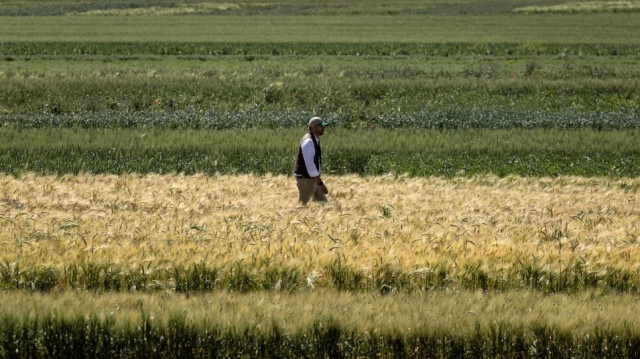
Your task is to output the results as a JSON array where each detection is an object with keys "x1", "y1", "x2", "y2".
[
  {"x1": 301, "y1": 139, "x2": 328, "y2": 194},
  {"x1": 300, "y1": 138, "x2": 320, "y2": 178}
]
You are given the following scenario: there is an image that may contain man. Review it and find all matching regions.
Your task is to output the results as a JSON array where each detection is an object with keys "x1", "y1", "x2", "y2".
[{"x1": 293, "y1": 116, "x2": 329, "y2": 205}]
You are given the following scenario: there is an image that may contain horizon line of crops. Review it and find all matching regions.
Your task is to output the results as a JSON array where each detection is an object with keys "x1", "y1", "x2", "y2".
[
  {"x1": 3, "y1": 0, "x2": 640, "y2": 17},
  {"x1": 1, "y1": 128, "x2": 639, "y2": 176},
  {"x1": 2, "y1": 290, "x2": 640, "y2": 358},
  {"x1": 3, "y1": 41, "x2": 640, "y2": 57},
  {"x1": 0, "y1": 0, "x2": 537, "y2": 17}
]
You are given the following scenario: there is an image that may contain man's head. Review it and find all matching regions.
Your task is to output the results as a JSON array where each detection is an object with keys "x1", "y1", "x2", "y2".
[{"x1": 308, "y1": 116, "x2": 328, "y2": 136}]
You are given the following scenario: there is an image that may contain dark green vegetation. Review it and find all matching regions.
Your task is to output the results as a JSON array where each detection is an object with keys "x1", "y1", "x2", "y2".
[
  {"x1": 1, "y1": 314, "x2": 639, "y2": 358},
  {"x1": 1, "y1": 128, "x2": 639, "y2": 176}
]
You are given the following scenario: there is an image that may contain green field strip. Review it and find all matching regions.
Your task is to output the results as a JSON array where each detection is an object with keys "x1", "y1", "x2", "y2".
[
  {"x1": 1, "y1": 128, "x2": 639, "y2": 177},
  {"x1": 1, "y1": 13, "x2": 639, "y2": 43}
]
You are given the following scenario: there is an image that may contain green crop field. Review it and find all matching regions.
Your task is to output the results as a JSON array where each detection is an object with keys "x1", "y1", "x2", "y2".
[
  {"x1": 1, "y1": 128, "x2": 640, "y2": 176},
  {"x1": 2, "y1": 12, "x2": 640, "y2": 42},
  {"x1": 2, "y1": 0, "x2": 640, "y2": 357}
]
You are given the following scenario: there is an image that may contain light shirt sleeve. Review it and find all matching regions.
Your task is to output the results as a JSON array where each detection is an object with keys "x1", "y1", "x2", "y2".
[{"x1": 300, "y1": 137, "x2": 320, "y2": 177}]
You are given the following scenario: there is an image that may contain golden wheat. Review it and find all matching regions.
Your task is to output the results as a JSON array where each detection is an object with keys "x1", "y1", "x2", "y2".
[{"x1": 1, "y1": 173, "x2": 639, "y2": 290}]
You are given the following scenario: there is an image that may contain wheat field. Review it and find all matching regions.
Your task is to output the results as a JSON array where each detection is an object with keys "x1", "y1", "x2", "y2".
[{"x1": 1, "y1": 173, "x2": 639, "y2": 292}]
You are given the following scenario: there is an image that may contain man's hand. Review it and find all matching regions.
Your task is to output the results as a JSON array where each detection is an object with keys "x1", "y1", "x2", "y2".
[{"x1": 314, "y1": 177, "x2": 327, "y2": 195}]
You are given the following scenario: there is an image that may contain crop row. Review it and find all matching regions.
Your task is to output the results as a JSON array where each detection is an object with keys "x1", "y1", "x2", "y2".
[
  {"x1": 1, "y1": 308, "x2": 639, "y2": 358},
  {"x1": 6, "y1": 128, "x2": 639, "y2": 152},
  {"x1": 2, "y1": 148, "x2": 638, "y2": 177},
  {"x1": 2, "y1": 109, "x2": 639, "y2": 130},
  {"x1": 3, "y1": 41, "x2": 640, "y2": 57},
  {"x1": 1, "y1": 128, "x2": 639, "y2": 176},
  {"x1": 1, "y1": 174, "x2": 639, "y2": 294},
  {"x1": 2, "y1": 257, "x2": 640, "y2": 293},
  {"x1": 2, "y1": 70, "x2": 638, "y2": 118},
  {"x1": 3, "y1": 289, "x2": 640, "y2": 358}
]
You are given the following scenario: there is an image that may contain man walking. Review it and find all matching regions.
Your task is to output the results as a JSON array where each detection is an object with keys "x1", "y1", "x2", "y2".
[{"x1": 293, "y1": 116, "x2": 329, "y2": 205}]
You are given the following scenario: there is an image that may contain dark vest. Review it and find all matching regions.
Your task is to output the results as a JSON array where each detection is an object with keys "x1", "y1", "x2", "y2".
[{"x1": 293, "y1": 132, "x2": 321, "y2": 178}]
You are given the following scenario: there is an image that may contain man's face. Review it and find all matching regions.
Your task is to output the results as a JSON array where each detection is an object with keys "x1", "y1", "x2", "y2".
[{"x1": 312, "y1": 124, "x2": 325, "y2": 136}]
